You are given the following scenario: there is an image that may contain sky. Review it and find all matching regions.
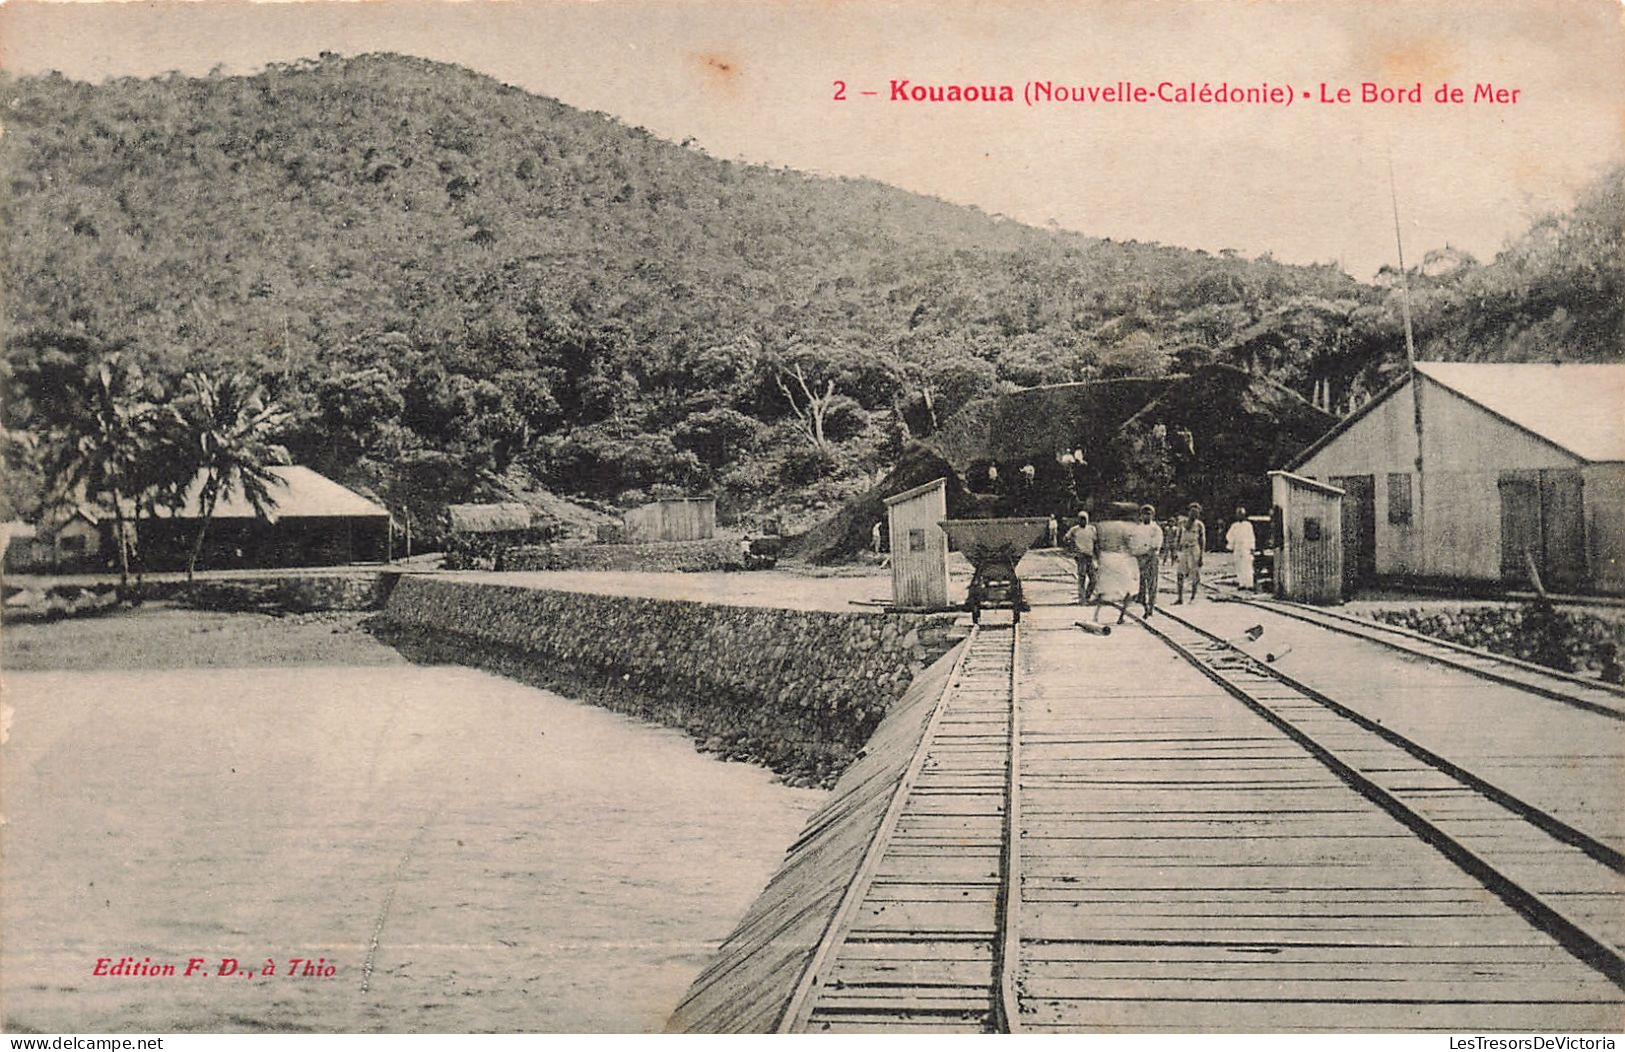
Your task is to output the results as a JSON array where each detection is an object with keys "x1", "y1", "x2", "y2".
[{"x1": 1, "y1": 0, "x2": 1622, "y2": 278}]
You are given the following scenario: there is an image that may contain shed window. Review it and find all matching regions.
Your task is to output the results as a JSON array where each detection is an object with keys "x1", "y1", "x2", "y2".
[
  {"x1": 908, "y1": 528, "x2": 927, "y2": 553},
  {"x1": 1387, "y1": 473, "x2": 1413, "y2": 525},
  {"x1": 1303, "y1": 517, "x2": 1322, "y2": 542},
  {"x1": 60, "y1": 534, "x2": 87, "y2": 553}
]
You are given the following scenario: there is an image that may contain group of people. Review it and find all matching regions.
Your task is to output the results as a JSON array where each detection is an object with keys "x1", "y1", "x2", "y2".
[{"x1": 1063, "y1": 503, "x2": 1257, "y2": 625}]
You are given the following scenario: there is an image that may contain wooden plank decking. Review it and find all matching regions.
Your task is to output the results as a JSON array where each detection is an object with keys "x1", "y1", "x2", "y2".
[
  {"x1": 672, "y1": 592, "x2": 1625, "y2": 1033},
  {"x1": 1019, "y1": 611, "x2": 1621, "y2": 1032}
]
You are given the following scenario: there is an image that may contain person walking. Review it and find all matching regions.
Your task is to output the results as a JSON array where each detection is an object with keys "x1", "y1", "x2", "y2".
[
  {"x1": 1062, "y1": 510, "x2": 1097, "y2": 604},
  {"x1": 1132, "y1": 504, "x2": 1163, "y2": 617},
  {"x1": 1092, "y1": 507, "x2": 1140, "y2": 625},
  {"x1": 1175, "y1": 502, "x2": 1206, "y2": 603},
  {"x1": 1226, "y1": 506, "x2": 1258, "y2": 590},
  {"x1": 1169, "y1": 511, "x2": 1190, "y2": 576}
]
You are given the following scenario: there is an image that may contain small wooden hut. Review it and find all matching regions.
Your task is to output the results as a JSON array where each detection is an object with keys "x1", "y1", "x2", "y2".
[
  {"x1": 1269, "y1": 471, "x2": 1345, "y2": 603},
  {"x1": 884, "y1": 478, "x2": 950, "y2": 611},
  {"x1": 623, "y1": 498, "x2": 716, "y2": 543}
]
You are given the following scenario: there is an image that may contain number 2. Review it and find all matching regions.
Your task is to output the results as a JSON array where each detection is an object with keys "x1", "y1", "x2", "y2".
[{"x1": 833, "y1": 80, "x2": 846, "y2": 101}]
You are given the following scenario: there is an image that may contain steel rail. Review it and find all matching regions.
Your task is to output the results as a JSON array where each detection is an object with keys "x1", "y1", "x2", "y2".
[
  {"x1": 1233, "y1": 594, "x2": 1625, "y2": 719},
  {"x1": 1160, "y1": 605, "x2": 1625, "y2": 873},
  {"x1": 991, "y1": 620, "x2": 1023, "y2": 1033},
  {"x1": 1139, "y1": 607, "x2": 1625, "y2": 991}
]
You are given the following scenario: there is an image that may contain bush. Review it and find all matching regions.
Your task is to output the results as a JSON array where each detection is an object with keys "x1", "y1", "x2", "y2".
[
  {"x1": 777, "y1": 444, "x2": 837, "y2": 486},
  {"x1": 537, "y1": 426, "x2": 701, "y2": 496},
  {"x1": 819, "y1": 396, "x2": 868, "y2": 443},
  {"x1": 671, "y1": 407, "x2": 766, "y2": 470}
]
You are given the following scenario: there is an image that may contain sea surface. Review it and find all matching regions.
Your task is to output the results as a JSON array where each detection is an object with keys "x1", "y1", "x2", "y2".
[{"x1": 0, "y1": 665, "x2": 824, "y2": 1032}]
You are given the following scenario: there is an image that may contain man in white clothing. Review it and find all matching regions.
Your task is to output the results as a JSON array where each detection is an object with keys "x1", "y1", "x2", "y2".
[{"x1": 1226, "y1": 506, "x2": 1257, "y2": 590}]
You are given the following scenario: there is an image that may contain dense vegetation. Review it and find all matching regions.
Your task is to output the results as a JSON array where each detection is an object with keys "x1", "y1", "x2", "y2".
[{"x1": 2, "y1": 53, "x2": 1619, "y2": 533}]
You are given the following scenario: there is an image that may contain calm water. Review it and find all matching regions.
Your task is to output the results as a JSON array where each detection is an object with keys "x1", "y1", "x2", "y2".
[{"x1": 1, "y1": 665, "x2": 824, "y2": 1032}]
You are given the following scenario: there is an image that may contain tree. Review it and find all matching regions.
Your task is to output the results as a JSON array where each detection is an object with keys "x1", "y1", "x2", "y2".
[
  {"x1": 773, "y1": 358, "x2": 841, "y2": 453},
  {"x1": 176, "y1": 371, "x2": 291, "y2": 581},
  {"x1": 38, "y1": 354, "x2": 165, "y2": 592},
  {"x1": 765, "y1": 341, "x2": 901, "y2": 451}
]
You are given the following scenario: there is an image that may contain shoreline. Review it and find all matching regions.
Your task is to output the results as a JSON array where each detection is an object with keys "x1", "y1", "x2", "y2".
[{"x1": 2, "y1": 604, "x2": 406, "y2": 672}]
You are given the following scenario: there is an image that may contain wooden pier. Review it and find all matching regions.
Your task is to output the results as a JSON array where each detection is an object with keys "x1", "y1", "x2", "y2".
[{"x1": 671, "y1": 591, "x2": 1625, "y2": 1033}]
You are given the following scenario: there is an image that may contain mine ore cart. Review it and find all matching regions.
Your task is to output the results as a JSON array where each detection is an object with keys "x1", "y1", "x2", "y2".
[
  {"x1": 742, "y1": 533, "x2": 782, "y2": 570},
  {"x1": 939, "y1": 517, "x2": 1050, "y2": 624}
]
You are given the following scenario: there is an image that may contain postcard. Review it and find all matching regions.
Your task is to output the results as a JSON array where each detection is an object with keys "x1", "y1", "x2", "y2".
[{"x1": 2, "y1": 0, "x2": 1622, "y2": 1038}]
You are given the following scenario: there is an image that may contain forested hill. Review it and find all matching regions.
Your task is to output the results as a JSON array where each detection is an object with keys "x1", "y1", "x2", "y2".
[{"x1": 1, "y1": 52, "x2": 1619, "y2": 527}]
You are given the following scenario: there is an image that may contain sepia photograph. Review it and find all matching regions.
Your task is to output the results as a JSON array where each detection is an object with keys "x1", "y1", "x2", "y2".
[{"x1": 1, "y1": 0, "x2": 1622, "y2": 1037}]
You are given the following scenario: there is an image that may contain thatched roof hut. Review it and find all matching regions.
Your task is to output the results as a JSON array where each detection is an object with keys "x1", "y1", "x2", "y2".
[{"x1": 447, "y1": 503, "x2": 532, "y2": 534}]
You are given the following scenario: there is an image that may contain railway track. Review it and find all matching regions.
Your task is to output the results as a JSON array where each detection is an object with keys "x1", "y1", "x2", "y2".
[
  {"x1": 1228, "y1": 593, "x2": 1625, "y2": 719},
  {"x1": 781, "y1": 622, "x2": 1024, "y2": 1033},
  {"x1": 1140, "y1": 605, "x2": 1625, "y2": 988},
  {"x1": 768, "y1": 604, "x2": 1623, "y2": 1032}
]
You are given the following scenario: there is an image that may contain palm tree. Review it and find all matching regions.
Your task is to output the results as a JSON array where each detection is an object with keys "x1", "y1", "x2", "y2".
[
  {"x1": 124, "y1": 406, "x2": 191, "y2": 594},
  {"x1": 41, "y1": 354, "x2": 164, "y2": 593},
  {"x1": 177, "y1": 372, "x2": 291, "y2": 581}
]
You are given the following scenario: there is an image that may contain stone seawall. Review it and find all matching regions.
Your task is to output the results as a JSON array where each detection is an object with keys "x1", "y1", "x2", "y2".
[
  {"x1": 503, "y1": 538, "x2": 745, "y2": 573},
  {"x1": 1362, "y1": 602, "x2": 1625, "y2": 676},
  {"x1": 380, "y1": 576, "x2": 963, "y2": 787},
  {"x1": 3, "y1": 571, "x2": 394, "y2": 620},
  {"x1": 174, "y1": 572, "x2": 394, "y2": 613}
]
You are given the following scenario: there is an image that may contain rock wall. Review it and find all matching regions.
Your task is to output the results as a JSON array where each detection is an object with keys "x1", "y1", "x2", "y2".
[
  {"x1": 3, "y1": 572, "x2": 393, "y2": 620},
  {"x1": 1362, "y1": 602, "x2": 1625, "y2": 676},
  {"x1": 175, "y1": 572, "x2": 395, "y2": 613},
  {"x1": 380, "y1": 577, "x2": 963, "y2": 786},
  {"x1": 502, "y1": 537, "x2": 745, "y2": 573}
]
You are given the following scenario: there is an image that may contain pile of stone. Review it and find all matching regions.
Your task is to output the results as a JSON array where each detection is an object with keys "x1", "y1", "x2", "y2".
[{"x1": 1365, "y1": 602, "x2": 1625, "y2": 678}]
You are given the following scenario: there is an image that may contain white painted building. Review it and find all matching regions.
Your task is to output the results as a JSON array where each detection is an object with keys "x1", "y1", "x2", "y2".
[{"x1": 1287, "y1": 362, "x2": 1625, "y2": 595}]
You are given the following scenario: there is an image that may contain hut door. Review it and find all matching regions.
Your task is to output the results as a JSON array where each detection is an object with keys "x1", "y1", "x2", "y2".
[
  {"x1": 1498, "y1": 474, "x2": 1542, "y2": 585},
  {"x1": 1539, "y1": 470, "x2": 1586, "y2": 590},
  {"x1": 1330, "y1": 474, "x2": 1375, "y2": 590}
]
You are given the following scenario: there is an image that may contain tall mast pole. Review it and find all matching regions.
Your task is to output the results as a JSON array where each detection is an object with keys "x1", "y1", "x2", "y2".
[{"x1": 1390, "y1": 154, "x2": 1425, "y2": 567}]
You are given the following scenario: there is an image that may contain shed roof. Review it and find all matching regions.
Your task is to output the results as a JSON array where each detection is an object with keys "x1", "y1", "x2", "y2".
[
  {"x1": 1414, "y1": 362, "x2": 1625, "y2": 463},
  {"x1": 448, "y1": 502, "x2": 532, "y2": 533},
  {"x1": 160, "y1": 465, "x2": 387, "y2": 521},
  {"x1": 1288, "y1": 362, "x2": 1625, "y2": 469},
  {"x1": 883, "y1": 477, "x2": 949, "y2": 507},
  {"x1": 1269, "y1": 470, "x2": 1346, "y2": 497}
]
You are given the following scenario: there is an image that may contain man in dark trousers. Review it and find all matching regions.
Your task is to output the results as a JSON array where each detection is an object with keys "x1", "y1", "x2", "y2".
[
  {"x1": 1133, "y1": 504, "x2": 1164, "y2": 617},
  {"x1": 1175, "y1": 502, "x2": 1206, "y2": 602},
  {"x1": 1062, "y1": 510, "x2": 1097, "y2": 604}
]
